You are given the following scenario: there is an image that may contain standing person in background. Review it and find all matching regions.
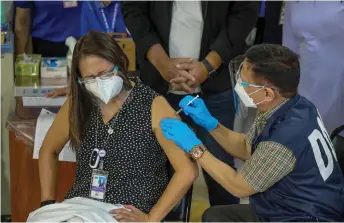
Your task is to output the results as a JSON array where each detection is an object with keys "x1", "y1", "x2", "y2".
[
  {"x1": 283, "y1": 1, "x2": 344, "y2": 135},
  {"x1": 80, "y1": 1, "x2": 130, "y2": 37},
  {"x1": 263, "y1": 1, "x2": 284, "y2": 45},
  {"x1": 46, "y1": 0, "x2": 132, "y2": 98},
  {"x1": 254, "y1": 0, "x2": 284, "y2": 45},
  {"x1": 122, "y1": 1, "x2": 259, "y2": 206},
  {"x1": 14, "y1": 1, "x2": 81, "y2": 57},
  {"x1": 252, "y1": 0, "x2": 265, "y2": 45}
]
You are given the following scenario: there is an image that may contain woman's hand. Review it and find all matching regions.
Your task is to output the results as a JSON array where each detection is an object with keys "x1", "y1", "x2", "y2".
[
  {"x1": 44, "y1": 87, "x2": 70, "y2": 98},
  {"x1": 111, "y1": 205, "x2": 151, "y2": 222}
]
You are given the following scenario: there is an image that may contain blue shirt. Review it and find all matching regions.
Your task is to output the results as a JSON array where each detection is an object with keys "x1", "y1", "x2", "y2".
[
  {"x1": 80, "y1": 1, "x2": 130, "y2": 37},
  {"x1": 15, "y1": 1, "x2": 81, "y2": 42}
]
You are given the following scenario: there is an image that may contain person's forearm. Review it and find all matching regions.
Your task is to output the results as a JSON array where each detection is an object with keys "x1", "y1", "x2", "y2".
[
  {"x1": 39, "y1": 150, "x2": 59, "y2": 201},
  {"x1": 14, "y1": 9, "x2": 31, "y2": 54},
  {"x1": 148, "y1": 168, "x2": 197, "y2": 221},
  {"x1": 197, "y1": 151, "x2": 249, "y2": 198},
  {"x1": 205, "y1": 50, "x2": 222, "y2": 70},
  {"x1": 147, "y1": 43, "x2": 169, "y2": 74},
  {"x1": 210, "y1": 123, "x2": 250, "y2": 160},
  {"x1": 15, "y1": 26, "x2": 30, "y2": 54}
]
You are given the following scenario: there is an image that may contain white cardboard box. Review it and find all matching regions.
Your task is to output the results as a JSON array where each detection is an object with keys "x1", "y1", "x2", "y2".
[
  {"x1": 41, "y1": 57, "x2": 67, "y2": 78},
  {"x1": 22, "y1": 96, "x2": 67, "y2": 107}
]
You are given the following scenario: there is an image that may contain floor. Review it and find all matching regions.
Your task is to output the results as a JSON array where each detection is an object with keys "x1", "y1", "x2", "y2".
[{"x1": 189, "y1": 168, "x2": 210, "y2": 222}]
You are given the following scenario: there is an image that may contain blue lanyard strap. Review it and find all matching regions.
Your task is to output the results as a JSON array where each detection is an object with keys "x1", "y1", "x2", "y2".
[{"x1": 100, "y1": 3, "x2": 119, "y2": 33}]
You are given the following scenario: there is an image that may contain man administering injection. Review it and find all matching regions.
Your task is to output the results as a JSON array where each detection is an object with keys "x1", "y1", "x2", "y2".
[{"x1": 160, "y1": 44, "x2": 344, "y2": 222}]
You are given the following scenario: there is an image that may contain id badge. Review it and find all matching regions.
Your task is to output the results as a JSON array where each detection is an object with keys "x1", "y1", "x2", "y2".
[
  {"x1": 90, "y1": 169, "x2": 108, "y2": 200},
  {"x1": 63, "y1": 0, "x2": 78, "y2": 8}
]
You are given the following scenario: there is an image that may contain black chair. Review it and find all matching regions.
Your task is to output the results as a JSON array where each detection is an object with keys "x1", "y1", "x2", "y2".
[
  {"x1": 164, "y1": 162, "x2": 193, "y2": 222},
  {"x1": 330, "y1": 125, "x2": 344, "y2": 175}
]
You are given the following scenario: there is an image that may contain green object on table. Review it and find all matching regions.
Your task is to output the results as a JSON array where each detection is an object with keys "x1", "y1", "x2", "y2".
[{"x1": 15, "y1": 54, "x2": 42, "y2": 76}]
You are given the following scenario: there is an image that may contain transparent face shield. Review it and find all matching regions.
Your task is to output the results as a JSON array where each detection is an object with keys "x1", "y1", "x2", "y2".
[{"x1": 228, "y1": 55, "x2": 248, "y2": 118}]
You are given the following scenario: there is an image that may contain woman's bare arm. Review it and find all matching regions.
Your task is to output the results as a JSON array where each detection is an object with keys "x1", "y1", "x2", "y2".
[
  {"x1": 39, "y1": 99, "x2": 70, "y2": 201},
  {"x1": 149, "y1": 96, "x2": 198, "y2": 221}
]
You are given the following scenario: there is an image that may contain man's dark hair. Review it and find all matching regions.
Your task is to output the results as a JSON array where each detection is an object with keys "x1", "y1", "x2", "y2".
[{"x1": 244, "y1": 44, "x2": 300, "y2": 98}]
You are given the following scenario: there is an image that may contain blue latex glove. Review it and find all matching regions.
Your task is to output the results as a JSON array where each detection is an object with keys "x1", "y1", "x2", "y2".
[
  {"x1": 160, "y1": 118, "x2": 203, "y2": 153},
  {"x1": 179, "y1": 96, "x2": 219, "y2": 131}
]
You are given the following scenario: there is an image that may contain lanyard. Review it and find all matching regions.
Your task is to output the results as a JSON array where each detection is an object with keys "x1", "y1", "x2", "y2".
[{"x1": 100, "y1": 3, "x2": 119, "y2": 33}]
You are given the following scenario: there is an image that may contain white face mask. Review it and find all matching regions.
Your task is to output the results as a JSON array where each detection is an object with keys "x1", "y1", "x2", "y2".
[
  {"x1": 85, "y1": 75, "x2": 123, "y2": 104},
  {"x1": 234, "y1": 82, "x2": 265, "y2": 108}
]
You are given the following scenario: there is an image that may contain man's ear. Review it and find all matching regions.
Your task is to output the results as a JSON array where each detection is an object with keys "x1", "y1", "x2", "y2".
[{"x1": 264, "y1": 87, "x2": 275, "y2": 102}]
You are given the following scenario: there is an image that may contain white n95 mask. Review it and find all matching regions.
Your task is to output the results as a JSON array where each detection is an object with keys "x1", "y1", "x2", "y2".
[
  {"x1": 234, "y1": 82, "x2": 264, "y2": 108},
  {"x1": 85, "y1": 75, "x2": 123, "y2": 104}
]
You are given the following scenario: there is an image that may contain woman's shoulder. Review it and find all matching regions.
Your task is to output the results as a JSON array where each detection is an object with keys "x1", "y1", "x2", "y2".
[{"x1": 151, "y1": 96, "x2": 177, "y2": 127}]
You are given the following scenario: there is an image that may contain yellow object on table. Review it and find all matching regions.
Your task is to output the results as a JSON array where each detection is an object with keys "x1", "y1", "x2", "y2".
[
  {"x1": 15, "y1": 54, "x2": 42, "y2": 77},
  {"x1": 1, "y1": 32, "x2": 5, "y2": 44}
]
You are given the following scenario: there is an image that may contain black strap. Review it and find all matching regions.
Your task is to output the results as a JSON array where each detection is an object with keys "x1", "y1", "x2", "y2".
[
  {"x1": 330, "y1": 125, "x2": 344, "y2": 140},
  {"x1": 202, "y1": 58, "x2": 216, "y2": 77},
  {"x1": 40, "y1": 200, "x2": 56, "y2": 207}
]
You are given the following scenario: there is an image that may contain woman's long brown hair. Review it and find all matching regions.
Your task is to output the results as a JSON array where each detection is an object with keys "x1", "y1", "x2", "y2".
[{"x1": 69, "y1": 31, "x2": 132, "y2": 151}]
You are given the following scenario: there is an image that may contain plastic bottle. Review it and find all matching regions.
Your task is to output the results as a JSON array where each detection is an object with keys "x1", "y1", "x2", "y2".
[{"x1": 65, "y1": 36, "x2": 77, "y2": 75}]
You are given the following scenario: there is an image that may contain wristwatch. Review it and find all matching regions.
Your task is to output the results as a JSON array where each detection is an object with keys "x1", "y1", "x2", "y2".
[
  {"x1": 201, "y1": 58, "x2": 216, "y2": 77},
  {"x1": 190, "y1": 145, "x2": 207, "y2": 161}
]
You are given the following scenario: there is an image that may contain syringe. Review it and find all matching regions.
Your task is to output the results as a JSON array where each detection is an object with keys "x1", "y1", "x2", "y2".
[{"x1": 175, "y1": 95, "x2": 199, "y2": 115}]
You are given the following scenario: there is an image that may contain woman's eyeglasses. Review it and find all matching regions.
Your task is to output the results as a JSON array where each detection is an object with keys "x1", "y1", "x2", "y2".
[{"x1": 78, "y1": 66, "x2": 119, "y2": 84}]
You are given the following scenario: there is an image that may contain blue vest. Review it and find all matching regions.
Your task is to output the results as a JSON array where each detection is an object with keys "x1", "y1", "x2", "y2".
[{"x1": 250, "y1": 95, "x2": 344, "y2": 222}]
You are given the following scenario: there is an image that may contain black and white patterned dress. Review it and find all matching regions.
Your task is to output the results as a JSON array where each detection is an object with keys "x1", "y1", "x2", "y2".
[{"x1": 65, "y1": 78, "x2": 169, "y2": 213}]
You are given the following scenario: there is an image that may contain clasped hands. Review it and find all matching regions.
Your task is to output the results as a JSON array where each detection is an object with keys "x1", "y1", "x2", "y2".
[
  {"x1": 160, "y1": 96, "x2": 219, "y2": 153},
  {"x1": 160, "y1": 58, "x2": 208, "y2": 93}
]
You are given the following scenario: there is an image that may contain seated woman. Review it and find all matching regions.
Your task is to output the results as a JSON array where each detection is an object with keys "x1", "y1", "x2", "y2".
[{"x1": 38, "y1": 31, "x2": 198, "y2": 222}]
